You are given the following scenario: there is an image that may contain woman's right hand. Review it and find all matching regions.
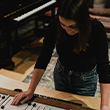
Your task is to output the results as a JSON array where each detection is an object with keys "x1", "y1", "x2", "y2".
[{"x1": 12, "y1": 89, "x2": 34, "y2": 105}]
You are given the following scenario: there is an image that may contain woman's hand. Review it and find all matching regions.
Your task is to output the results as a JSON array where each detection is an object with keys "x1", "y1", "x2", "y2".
[
  {"x1": 101, "y1": 105, "x2": 110, "y2": 110},
  {"x1": 11, "y1": 69, "x2": 45, "y2": 105},
  {"x1": 12, "y1": 89, "x2": 34, "y2": 105}
]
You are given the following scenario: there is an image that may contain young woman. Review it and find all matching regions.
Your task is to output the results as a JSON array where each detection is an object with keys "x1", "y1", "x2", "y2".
[{"x1": 12, "y1": 0, "x2": 110, "y2": 109}]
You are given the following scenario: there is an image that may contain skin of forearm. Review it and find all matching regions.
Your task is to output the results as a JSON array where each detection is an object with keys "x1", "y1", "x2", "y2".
[
  {"x1": 28, "y1": 68, "x2": 45, "y2": 92},
  {"x1": 100, "y1": 83, "x2": 110, "y2": 106}
]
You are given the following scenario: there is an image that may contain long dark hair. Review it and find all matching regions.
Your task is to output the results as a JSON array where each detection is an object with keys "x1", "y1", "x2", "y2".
[{"x1": 57, "y1": 0, "x2": 92, "y2": 53}]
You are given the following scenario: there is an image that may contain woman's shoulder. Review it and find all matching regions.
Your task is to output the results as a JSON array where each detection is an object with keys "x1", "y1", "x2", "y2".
[
  {"x1": 90, "y1": 18, "x2": 107, "y2": 41},
  {"x1": 45, "y1": 17, "x2": 57, "y2": 35},
  {"x1": 48, "y1": 17, "x2": 58, "y2": 28},
  {"x1": 91, "y1": 18, "x2": 105, "y2": 31}
]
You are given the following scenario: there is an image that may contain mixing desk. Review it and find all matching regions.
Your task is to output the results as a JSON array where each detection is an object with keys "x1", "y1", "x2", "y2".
[
  {"x1": 0, "y1": 93, "x2": 64, "y2": 110},
  {"x1": 0, "y1": 74, "x2": 104, "y2": 110},
  {"x1": 0, "y1": 88, "x2": 94, "y2": 110}
]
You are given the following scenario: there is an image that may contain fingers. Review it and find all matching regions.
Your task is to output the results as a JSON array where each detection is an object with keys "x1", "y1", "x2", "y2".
[
  {"x1": 12, "y1": 91, "x2": 33, "y2": 105},
  {"x1": 14, "y1": 94, "x2": 24, "y2": 105},
  {"x1": 12, "y1": 94, "x2": 19, "y2": 105},
  {"x1": 12, "y1": 93, "x2": 25, "y2": 105},
  {"x1": 20, "y1": 97, "x2": 30, "y2": 104}
]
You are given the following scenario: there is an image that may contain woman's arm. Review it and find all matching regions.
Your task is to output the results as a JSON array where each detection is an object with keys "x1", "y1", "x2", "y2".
[
  {"x1": 93, "y1": 20, "x2": 110, "y2": 109},
  {"x1": 28, "y1": 68, "x2": 45, "y2": 92},
  {"x1": 12, "y1": 18, "x2": 57, "y2": 105},
  {"x1": 100, "y1": 83, "x2": 110, "y2": 110}
]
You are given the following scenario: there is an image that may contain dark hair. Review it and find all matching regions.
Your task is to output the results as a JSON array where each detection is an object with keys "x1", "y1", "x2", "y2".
[{"x1": 57, "y1": 0, "x2": 92, "y2": 53}]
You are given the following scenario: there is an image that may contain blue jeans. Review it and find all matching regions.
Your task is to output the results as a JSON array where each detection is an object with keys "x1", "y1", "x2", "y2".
[{"x1": 53, "y1": 59, "x2": 97, "y2": 96}]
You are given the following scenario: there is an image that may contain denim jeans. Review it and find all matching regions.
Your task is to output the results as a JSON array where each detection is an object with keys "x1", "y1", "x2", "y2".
[{"x1": 53, "y1": 59, "x2": 97, "y2": 96}]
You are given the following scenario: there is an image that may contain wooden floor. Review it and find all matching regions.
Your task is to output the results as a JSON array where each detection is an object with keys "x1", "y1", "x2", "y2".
[
  {"x1": 11, "y1": 12, "x2": 52, "y2": 75},
  {"x1": 0, "y1": 35, "x2": 44, "y2": 81},
  {"x1": 12, "y1": 36, "x2": 43, "y2": 74}
]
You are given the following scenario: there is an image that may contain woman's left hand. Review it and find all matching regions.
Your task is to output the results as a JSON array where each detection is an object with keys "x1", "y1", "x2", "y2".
[{"x1": 101, "y1": 105, "x2": 110, "y2": 110}]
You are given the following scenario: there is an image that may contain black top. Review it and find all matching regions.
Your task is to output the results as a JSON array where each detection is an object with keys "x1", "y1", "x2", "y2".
[{"x1": 35, "y1": 18, "x2": 110, "y2": 83}]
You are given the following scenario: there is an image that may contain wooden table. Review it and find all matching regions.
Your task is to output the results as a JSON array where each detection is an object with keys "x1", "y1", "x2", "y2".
[{"x1": 0, "y1": 74, "x2": 105, "y2": 110}]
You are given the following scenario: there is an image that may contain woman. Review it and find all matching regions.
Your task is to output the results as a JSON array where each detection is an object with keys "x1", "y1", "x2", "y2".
[{"x1": 12, "y1": 0, "x2": 110, "y2": 109}]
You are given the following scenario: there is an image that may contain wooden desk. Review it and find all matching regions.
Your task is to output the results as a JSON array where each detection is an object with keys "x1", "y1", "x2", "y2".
[
  {"x1": 0, "y1": 74, "x2": 105, "y2": 110},
  {"x1": 89, "y1": 8, "x2": 110, "y2": 17},
  {"x1": 0, "y1": 64, "x2": 35, "y2": 81}
]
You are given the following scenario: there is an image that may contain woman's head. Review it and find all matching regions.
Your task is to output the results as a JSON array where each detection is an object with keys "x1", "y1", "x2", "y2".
[
  {"x1": 59, "y1": 16, "x2": 79, "y2": 36},
  {"x1": 58, "y1": 0, "x2": 90, "y2": 29},
  {"x1": 57, "y1": 0, "x2": 92, "y2": 53}
]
